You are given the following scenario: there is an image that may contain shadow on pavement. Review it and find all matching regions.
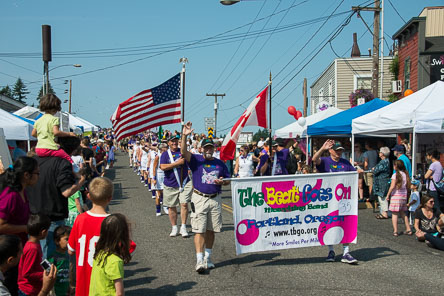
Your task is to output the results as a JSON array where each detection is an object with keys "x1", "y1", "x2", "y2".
[
  {"x1": 126, "y1": 281, "x2": 197, "y2": 296},
  {"x1": 216, "y1": 252, "x2": 281, "y2": 268}
]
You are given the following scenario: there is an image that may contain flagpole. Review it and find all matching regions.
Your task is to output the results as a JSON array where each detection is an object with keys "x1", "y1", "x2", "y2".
[
  {"x1": 268, "y1": 72, "x2": 272, "y2": 150},
  {"x1": 179, "y1": 57, "x2": 188, "y2": 126}
]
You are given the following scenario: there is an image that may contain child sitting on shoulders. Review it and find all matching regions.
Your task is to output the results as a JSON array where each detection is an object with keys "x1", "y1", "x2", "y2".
[
  {"x1": 32, "y1": 94, "x2": 76, "y2": 163},
  {"x1": 48, "y1": 226, "x2": 71, "y2": 296},
  {"x1": 18, "y1": 213, "x2": 51, "y2": 296}
]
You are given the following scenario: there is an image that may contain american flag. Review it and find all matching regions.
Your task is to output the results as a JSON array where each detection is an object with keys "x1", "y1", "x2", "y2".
[{"x1": 112, "y1": 73, "x2": 181, "y2": 140}]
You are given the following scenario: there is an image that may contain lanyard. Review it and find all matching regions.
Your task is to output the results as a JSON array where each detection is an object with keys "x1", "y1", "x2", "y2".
[{"x1": 167, "y1": 149, "x2": 188, "y2": 192}]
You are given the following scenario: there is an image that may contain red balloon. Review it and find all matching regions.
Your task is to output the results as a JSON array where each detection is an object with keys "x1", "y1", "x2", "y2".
[
  {"x1": 287, "y1": 106, "x2": 297, "y2": 116},
  {"x1": 295, "y1": 110, "x2": 302, "y2": 119}
]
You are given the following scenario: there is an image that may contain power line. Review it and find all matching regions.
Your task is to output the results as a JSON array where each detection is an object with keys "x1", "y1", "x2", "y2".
[{"x1": 387, "y1": 0, "x2": 406, "y2": 23}]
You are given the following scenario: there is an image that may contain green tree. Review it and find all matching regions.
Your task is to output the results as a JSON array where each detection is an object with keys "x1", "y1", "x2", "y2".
[
  {"x1": 12, "y1": 78, "x2": 29, "y2": 103},
  {"x1": 36, "y1": 83, "x2": 56, "y2": 102},
  {"x1": 253, "y1": 128, "x2": 270, "y2": 142},
  {"x1": 0, "y1": 85, "x2": 13, "y2": 99}
]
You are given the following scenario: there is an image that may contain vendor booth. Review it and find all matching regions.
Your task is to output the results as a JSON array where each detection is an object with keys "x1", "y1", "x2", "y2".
[
  {"x1": 0, "y1": 108, "x2": 35, "y2": 141},
  {"x1": 352, "y1": 81, "x2": 444, "y2": 174},
  {"x1": 13, "y1": 106, "x2": 42, "y2": 120}
]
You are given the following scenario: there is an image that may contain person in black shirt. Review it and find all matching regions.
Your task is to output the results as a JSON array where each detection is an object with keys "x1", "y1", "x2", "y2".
[{"x1": 27, "y1": 136, "x2": 86, "y2": 258}]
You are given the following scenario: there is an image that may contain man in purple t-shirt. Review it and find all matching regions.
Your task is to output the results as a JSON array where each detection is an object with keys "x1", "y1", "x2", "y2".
[
  {"x1": 159, "y1": 136, "x2": 192, "y2": 238},
  {"x1": 312, "y1": 139, "x2": 358, "y2": 265},
  {"x1": 181, "y1": 122, "x2": 230, "y2": 274}
]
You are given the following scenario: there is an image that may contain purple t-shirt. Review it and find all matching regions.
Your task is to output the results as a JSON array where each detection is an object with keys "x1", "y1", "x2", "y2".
[
  {"x1": 0, "y1": 187, "x2": 30, "y2": 245},
  {"x1": 257, "y1": 151, "x2": 269, "y2": 176},
  {"x1": 160, "y1": 149, "x2": 190, "y2": 188},
  {"x1": 188, "y1": 154, "x2": 230, "y2": 194},
  {"x1": 428, "y1": 161, "x2": 443, "y2": 191},
  {"x1": 273, "y1": 148, "x2": 289, "y2": 175},
  {"x1": 316, "y1": 157, "x2": 356, "y2": 173}
]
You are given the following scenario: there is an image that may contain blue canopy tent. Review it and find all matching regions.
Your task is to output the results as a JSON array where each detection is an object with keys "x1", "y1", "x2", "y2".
[{"x1": 307, "y1": 99, "x2": 391, "y2": 136}]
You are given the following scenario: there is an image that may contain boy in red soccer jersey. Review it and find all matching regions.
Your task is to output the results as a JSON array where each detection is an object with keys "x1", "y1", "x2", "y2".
[{"x1": 68, "y1": 177, "x2": 113, "y2": 296}]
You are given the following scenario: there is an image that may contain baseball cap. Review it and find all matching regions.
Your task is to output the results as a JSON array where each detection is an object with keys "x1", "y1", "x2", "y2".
[
  {"x1": 168, "y1": 135, "x2": 179, "y2": 141},
  {"x1": 272, "y1": 140, "x2": 278, "y2": 147},
  {"x1": 275, "y1": 138, "x2": 285, "y2": 147},
  {"x1": 98, "y1": 139, "x2": 105, "y2": 143},
  {"x1": 151, "y1": 142, "x2": 158, "y2": 146},
  {"x1": 331, "y1": 141, "x2": 345, "y2": 150},
  {"x1": 201, "y1": 138, "x2": 215, "y2": 147},
  {"x1": 411, "y1": 179, "x2": 420, "y2": 186},
  {"x1": 391, "y1": 144, "x2": 405, "y2": 152}
]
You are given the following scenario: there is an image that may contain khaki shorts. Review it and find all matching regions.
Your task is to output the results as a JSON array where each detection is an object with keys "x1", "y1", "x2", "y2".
[
  {"x1": 190, "y1": 192, "x2": 222, "y2": 233},
  {"x1": 364, "y1": 172, "x2": 374, "y2": 187},
  {"x1": 163, "y1": 181, "x2": 192, "y2": 207}
]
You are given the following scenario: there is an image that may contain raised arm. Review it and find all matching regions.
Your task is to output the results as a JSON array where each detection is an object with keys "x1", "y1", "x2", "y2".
[
  {"x1": 180, "y1": 121, "x2": 193, "y2": 163},
  {"x1": 312, "y1": 139, "x2": 334, "y2": 166}
]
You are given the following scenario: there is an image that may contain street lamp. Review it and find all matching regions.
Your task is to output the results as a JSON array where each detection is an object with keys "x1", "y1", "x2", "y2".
[
  {"x1": 44, "y1": 64, "x2": 81, "y2": 95},
  {"x1": 220, "y1": 0, "x2": 241, "y2": 5}
]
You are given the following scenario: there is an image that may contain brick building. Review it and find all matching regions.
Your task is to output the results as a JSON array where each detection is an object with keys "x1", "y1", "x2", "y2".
[{"x1": 393, "y1": 6, "x2": 444, "y2": 94}]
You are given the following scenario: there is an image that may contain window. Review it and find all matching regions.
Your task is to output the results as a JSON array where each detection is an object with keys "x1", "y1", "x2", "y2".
[
  {"x1": 318, "y1": 88, "x2": 324, "y2": 100},
  {"x1": 356, "y1": 77, "x2": 372, "y2": 90},
  {"x1": 404, "y1": 57, "x2": 411, "y2": 90},
  {"x1": 353, "y1": 74, "x2": 372, "y2": 92},
  {"x1": 328, "y1": 80, "x2": 333, "y2": 105}
]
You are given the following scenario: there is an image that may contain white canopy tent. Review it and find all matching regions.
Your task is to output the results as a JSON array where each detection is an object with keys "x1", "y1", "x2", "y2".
[
  {"x1": 68, "y1": 114, "x2": 99, "y2": 132},
  {"x1": 13, "y1": 106, "x2": 42, "y2": 120},
  {"x1": 352, "y1": 81, "x2": 444, "y2": 174},
  {"x1": 275, "y1": 107, "x2": 343, "y2": 138},
  {"x1": 352, "y1": 81, "x2": 444, "y2": 135},
  {"x1": 415, "y1": 107, "x2": 444, "y2": 133},
  {"x1": 0, "y1": 108, "x2": 35, "y2": 141}
]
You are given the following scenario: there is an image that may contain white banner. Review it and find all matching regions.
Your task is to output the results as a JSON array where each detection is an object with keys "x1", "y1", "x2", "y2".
[{"x1": 231, "y1": 172, "x2": 358, "y2": 255}]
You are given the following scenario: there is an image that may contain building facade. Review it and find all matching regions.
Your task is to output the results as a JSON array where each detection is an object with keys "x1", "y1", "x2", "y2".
[
  {"x1": 310, "y1": 57, "x2": 393, "y2": 114},
  {"x1": 393, "y1": 6, "x2": 444, "y2": 94}
]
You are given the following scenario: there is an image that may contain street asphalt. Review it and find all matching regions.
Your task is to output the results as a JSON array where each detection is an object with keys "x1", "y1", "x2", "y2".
[{"x1": 105, "y1": 151, "x2": 444, "y2": 296}]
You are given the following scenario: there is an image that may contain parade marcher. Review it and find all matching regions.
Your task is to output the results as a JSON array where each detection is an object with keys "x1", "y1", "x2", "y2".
[
  {"x1": 424, "y1": 150, "x2": 443, "y2": 211},
  {"x1": 233, "y1": 145, "x2": 254, "y2": 178},
  {"x1": 148, "y1": 143, "x2": 159, "y2": 199},
  {"x1": 128, "y1": 137, "x2": 135, "y2": 167},
  {"x1": 132, "y1": 141, "x2": 140, "y2": 174},
  {"x1": 180, "y1": 122, "x2": 230, "y2": 273},
  {"x1": 159, "y1": 136, "x2": 192, "y2": 238},
  {"x1": 312, "y1": 139, "x2": 358, "y2": 264},
  {"x1": 255, "y1": 142, "x2": 270, "y2": 176},
  {"x1": 259, "y1": 138, "x2": 291, "y2": 176},
  {"x1": 139, "y1": 140, "x2": 149, "y2": 188},
  {"x1": 152, "y1": 143, "x2": 168, "y2": 216}
]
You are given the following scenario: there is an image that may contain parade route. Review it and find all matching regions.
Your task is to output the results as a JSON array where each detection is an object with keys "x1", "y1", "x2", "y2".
[{"x1": 106, "y1": 151, "x2": 444, "y2": 295}]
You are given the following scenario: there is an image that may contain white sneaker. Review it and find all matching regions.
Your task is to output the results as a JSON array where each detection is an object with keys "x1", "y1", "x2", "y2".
[
  {"x1": 204, "y1": 257, "x2": 215, "y2": 269},
  {"x1": 156, "y1": 212, "x2": 161, "y2": 217},
  {"x1": 180, "y1": 226, "x2": 190, "y2": 238},
  {"x1": 195, "y1": 259, "x2": 205, "y2": 274},
  {"x1": 144, "y1": 184, "x2": 148, "y2": 187},
  {"x1": 169, "y1": 227, "x2": 179, "y2": 237},
  {"x1": 163, "y1": 207, "x2": 169, "y2": 214}
]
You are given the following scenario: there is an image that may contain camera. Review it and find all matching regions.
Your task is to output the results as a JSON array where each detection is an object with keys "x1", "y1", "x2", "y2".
[{"x1": 40, "y1": 259, "x2": 52, "y2": 272}]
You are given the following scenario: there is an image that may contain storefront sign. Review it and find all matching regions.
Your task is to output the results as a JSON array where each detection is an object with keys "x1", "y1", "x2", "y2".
[
  {"x1": 430, "y1": 54, "x2": 444, "y2": 83},
  {"x1": 231, "y1": 172, "x2": 358, "y2": 255}
]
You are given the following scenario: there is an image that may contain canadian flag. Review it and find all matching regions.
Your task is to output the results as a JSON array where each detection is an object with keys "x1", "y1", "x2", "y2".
[{"x1": 220, "y1": 86, "x2": 268, "y2": 161}]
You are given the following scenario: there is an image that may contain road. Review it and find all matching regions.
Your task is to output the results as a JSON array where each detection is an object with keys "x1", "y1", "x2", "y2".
[{"x1": 105, "y1": 151, "x2": 444, "y2": 295}]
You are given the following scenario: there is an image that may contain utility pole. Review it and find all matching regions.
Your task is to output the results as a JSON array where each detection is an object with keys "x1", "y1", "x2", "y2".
[
  {"x1": 68, "y1": 80, "x2": 72, "y2": 113},
  {"x1": 303, "y1": 78, "x2": 307, "y2": 117},
  {"x1": 206, "y1": 93, "x2": 225, "y2": 138},
  {"x1": 352, "y1": 1, "x2": 381, "y2": 97}
]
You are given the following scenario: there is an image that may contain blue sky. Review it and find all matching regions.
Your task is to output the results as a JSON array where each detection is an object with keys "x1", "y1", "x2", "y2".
[{"x1": 0, "y1": 0, "x2": 441, "y2": 135}]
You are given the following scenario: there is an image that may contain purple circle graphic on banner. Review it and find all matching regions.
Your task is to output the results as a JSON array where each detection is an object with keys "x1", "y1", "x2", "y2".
[
  {"x1": 236, "y1": 219, "x2": 260, "y2": 246},
  {"x1": 317, "y1": 210, "x2": 358, "y2": 245}
]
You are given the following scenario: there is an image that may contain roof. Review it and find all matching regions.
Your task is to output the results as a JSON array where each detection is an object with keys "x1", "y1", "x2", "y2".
[
  {"x1": 421, "y1": 37, "x2": 444, "y2": 54},
  {"x1": 392, "y1": 17, "x2": 425, "y2": 40}
]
